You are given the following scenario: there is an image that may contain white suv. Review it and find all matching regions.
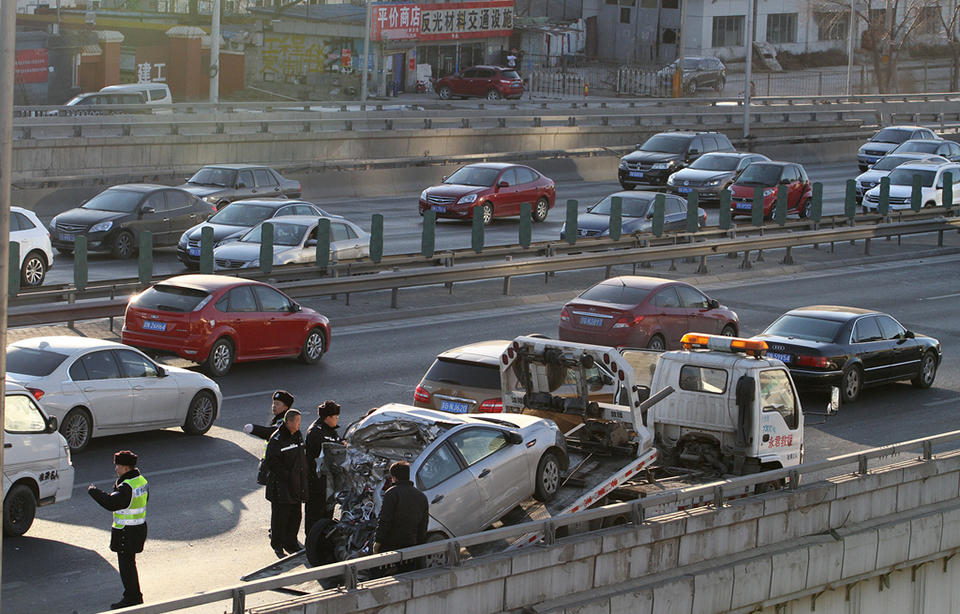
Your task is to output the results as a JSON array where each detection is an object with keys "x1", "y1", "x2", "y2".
[
  {"x1": 11, "y1": 206, "x2": 54, "y2": 287},
  {"x1": 863, "y1": 161, "x2": 960, "y2": 211}
]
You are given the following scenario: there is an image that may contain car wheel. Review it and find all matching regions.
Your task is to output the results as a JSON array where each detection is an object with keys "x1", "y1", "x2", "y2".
[
  {"x1": 3, "y1": 485, "x2": 37, "y2": 537},
  {"x1": 182, "y1": 390, "x2": 217, "y2": 435},
  {"x1": 204, "y1": 337, "x2": 235, "y2": 377},
  {"x1": 60, "y1": 408, "x2": 93, "y2": 453},
  {"x1": 533, "y1": 451, "x2": 561, "y2": 502},
  {"x1": 685, "y1": 81, "x2": 697, "y2": 95},
  {"x1": 305, "y1": 519, "x2": 338, "y2": 568},
  {"x1": 20, "y1": 251, "x2": 46, "y2": 287},
  {"x1": 532, "y1": 198, "x2": 550, "y2": 223},
  {"x1": 56, "y1": 247, "x2": 73, "y2": 256},
  {"x1": 486, "y1": 89, "x2": 502, "y2": 101},
  {"x1": 437, "y1": 86, "x2": 452, "y2": 100},
  {"x1": 423, "y1": 532, "x2": 449, "y2": 568},
  {"x1": 477, "y1": 202, "x2": 494, "y2": 225},
  {"x1": 647, "y1": 334, "x2": 666, "y2": 351},
  {"x1": 912, "y1": 351, "x2": 938, "y2": 389},
  {"x1": 798, "y1": 199, "x2": 811, "y2": 219},
  {"x1": 924, "y1": 201, "x2": 937, "y2": 208},
  {"x1": 299, "y1": 327, "x2": 326, "y2": 364},
  {"x1": 111, "y1": 230, "x2": 136, "y2": 259},
  {"x1": 840, "y1": 365, "x2": 863, "y2": 404},
  {"x1": 721, "y1": 324, "x2": 737, "y2": 337}
]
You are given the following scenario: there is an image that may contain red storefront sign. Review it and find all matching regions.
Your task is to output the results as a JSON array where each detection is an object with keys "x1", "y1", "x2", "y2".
[
  {"x1": 371, "y1": 0, "x2": 513, "y2": 41},
  {"x1": 341, "y1": 48, "x2": 352, "y2": 67},
  {"x1": 15, "y1": 48, "x2": 49, "y2": 84}
]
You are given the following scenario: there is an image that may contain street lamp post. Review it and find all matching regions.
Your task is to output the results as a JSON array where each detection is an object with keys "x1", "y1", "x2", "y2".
[
  {"x1": 743, "y1": 0, "x2": 754, "y2": 138},
  {"x1": 361, "y1": 0, "x2": 372, "y2": 105},
  {"x1": 209, "y1": 0, "x2": 221, "y2": 103},
  {"x1": 846, "y1": 0, "x2": 855, "y2": 95}
]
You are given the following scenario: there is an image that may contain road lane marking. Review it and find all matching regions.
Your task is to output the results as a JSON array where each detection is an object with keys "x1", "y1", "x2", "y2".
[
  {"x1": 924, "y1": 398, "x2": 960, "y2": 407},
  {"x1": 921, "y1": 292, "x2": 960, "y2": 301},
  {"x1": 224, "y1": 390, "x2": 277, "y2": 401},
  {"x1": 74, "y1": 458, "x2": 246, "y2": 492}
]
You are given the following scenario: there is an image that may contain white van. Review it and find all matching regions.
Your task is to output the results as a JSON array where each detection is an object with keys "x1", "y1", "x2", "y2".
[
  {"x1": 3, "y1": 383, "x2": 75, "y2": 536},
  {"x1": 100, "y1": 82, "x2": 173, "y2": 106}
]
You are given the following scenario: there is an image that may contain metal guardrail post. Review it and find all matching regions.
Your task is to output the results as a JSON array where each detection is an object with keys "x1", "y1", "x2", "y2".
[
  {"x1": 774, "y1": 187, "x2": 787, "y2": 226},
  {"x1": 259, "y1": 222, "x2": 273, "y2": 274},
  {"x1": 315, "y1": 218, "x2": 331, "y2": 269},
  {"x1": 472, "y1": 207, "x2": 484, "y2": 253},
  {"x1": 138, "y1": 232, "x2": 152, "y2": 286},
  {"x1": 752, "y1": 186, "x2": 763, "y2": 227},
  {"x1": 879, "y1": 176, "x2": 890, "y2": 217},
  {"x1": 943, "y1": 172, "x2": 954, "y2": 210},
  {"x1": 718, "y1": 190, "x2": 731, "y2": 230},
  {"x1": 422, "y1": 210, "x2": 436, "y2": 258},
  {"x1": 8, "y1": 242, "x2": 18, "y2": 296},
  {"x1": 519, "y1": 203, "x2": 532, "y2": 248},
  {"x1": 652, "y1": 194, "x2": 665, "y2": 237},
  {"x1": 686, "y1": 191, "x2": 699, "y2": 234},
  {"x1": 200, "y1": 226, "x2": 214, "y2": 274},
  {"x1": 912, "y1": 175, "x2": 923, "y2": 212},
  {"x1": 74, "y1": 236, "x2": 87, "y2": 291},
  {"x1": 845, "y1": 180, "x2": 857, "y2": 223},
  {"x1": 610, "y1": 196, "x2": 622, "y2": 241},
  {"x1": 811, "y1": 182, "x2": 823, "y2": 222},
  {"x1": 565, "y1": 200, "x2": 578, "y2": 245},
  {"x1": 230, "y1": 588, "x2": 245, "y2": 614},
  {"x1": 370, "y1": 214, "x2": 383, "y2": 263}
]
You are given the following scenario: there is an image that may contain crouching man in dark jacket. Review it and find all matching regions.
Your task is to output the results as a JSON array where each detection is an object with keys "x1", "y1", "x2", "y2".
[
  {"x1": 265, "y1": 409, "x2": 309, "y2": 558},
  {"x1": 373, "y1": 461, "x2": 428, "y2": 572}
]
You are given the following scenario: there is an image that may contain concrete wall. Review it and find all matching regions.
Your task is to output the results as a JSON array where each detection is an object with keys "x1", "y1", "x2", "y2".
[{"x1": 248, "y1": 451, "x2": 960, "y2": 614}]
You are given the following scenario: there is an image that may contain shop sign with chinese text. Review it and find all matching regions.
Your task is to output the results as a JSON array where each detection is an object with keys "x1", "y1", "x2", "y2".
[{"x1": 371, "y1": 0, "x2": 513, "y2": 41}]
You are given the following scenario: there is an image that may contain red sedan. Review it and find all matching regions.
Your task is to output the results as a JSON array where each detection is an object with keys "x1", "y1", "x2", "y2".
[
  {"x1": 558, "y1": 276, "x2": 739, "y2": 350},
  {"x1": 418, "y1": 163, "x2": 556, "y2": 224},
  {"x1": 729, "y1": 161, "x2": 813, "y2": 219},
  {"x1": 121, "y1": 275, "x2": 330, "y2": 377}
]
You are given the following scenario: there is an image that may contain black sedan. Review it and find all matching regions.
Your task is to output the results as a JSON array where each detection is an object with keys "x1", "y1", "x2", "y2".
[
  {"x1": 179, "y1": 165, "x2": 302, "y2": 210},
  {"x1": 753, "y1": 306, "x2": 940, "y2": 403},
  {"x1": 560, "y1": 191, "x2": 704, "y2": 240},
  {"x1": 50, "y1": 184, "x2": 215, "y2": 259}
]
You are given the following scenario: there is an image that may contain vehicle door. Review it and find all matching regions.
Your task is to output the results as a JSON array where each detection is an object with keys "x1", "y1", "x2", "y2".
[
  {"x1": 663, "y1": 195, "x2": 685, "y2": 232},
  {"x1": 415, "y1": 441, "x2": 481, "y2": 536},
  {"x1": 755, "y1": 368, "x2": 803, "y2": 465},
  {"x1": 252, "y1": 284, "x2": 304, "y2": 356},
  {"x1": 10, "y1": 212, "x2": 30, "y2": 267},
  {"x1": 474, "y1": 68, "x2": 495, "y2": 96},
  {"x1": 876, "y1": 314, "x2": 923, "y2": 379},
  {"x1": 252, "y1": 168, "x2": 281, "y2": 197},
  {"x1": 329, "y1": 221, "x2": 363, "y2": 260},
  {"x1": 115, "y1": 348, "x2": 181, "y2": 425},
  {"x1": 513, "y1": 167, "x2": 541, "y2": 213},
  {"x1": 162, "y1": 190, "x2": 200, "y2": 244},
  {"x1": 453, "y1": 69, "x2": 477, "y2": 96},
  {"x1": 447, "y1": 426, "x2": 531, "y2": 525},
  {"x1": 67, "y1": 351, "x2": 134, "y2": 430},
  {"x1": 648, "y1": 286, "x2": 687, "y2": 347},
  {"x1": 214, "y1": 285, "x2": 266, "y2": 360},
  {"x1": 234, "y1": 169, "x2": 256, "y2": 200},
  {"x1": 676, "y1": 284, "x2": 722, "y2": 335},
  {"x1": 494, "y1": 168, "x2": 522, "y2": 214},
  {"x1": 129, "y1": 191, "x2": 167, "y2": 245},
  {"x1": 851, "y1": 316, "x2": 893, "y2": 383},
  {"x1": 4, "y1": 393, "x2": 61, "y2": 502}
]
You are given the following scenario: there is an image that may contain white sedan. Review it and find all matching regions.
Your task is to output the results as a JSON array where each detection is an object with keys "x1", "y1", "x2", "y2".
[
  {"x1": 5, "y1": 336, "x2": 222, "y2": 452},
  {"x1": 213, "y1": 215, "x2": 370, "y2": 270},
  {"x1": 863, "y1": 161, "x2": 960, "y2": 211},
  {"x1": 11, "y1": 206, "x2": 54, "y2": 287}
]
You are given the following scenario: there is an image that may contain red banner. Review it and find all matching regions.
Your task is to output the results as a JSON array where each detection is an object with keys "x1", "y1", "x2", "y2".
[
  {"x1": 371, "y1": 0, "x2": 514, "y2": 41},
  {"x1": 15, "y1": 48, "x2": 48, "y2": 84}
]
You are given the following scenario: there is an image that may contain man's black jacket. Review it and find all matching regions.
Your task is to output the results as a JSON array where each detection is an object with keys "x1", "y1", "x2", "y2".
[{"x1": 374, "y1": 479, "x2": 428, "y2": 550}]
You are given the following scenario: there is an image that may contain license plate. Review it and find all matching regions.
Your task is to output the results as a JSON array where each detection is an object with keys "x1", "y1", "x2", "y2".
[
  {"x1": 142, "y1": 321, "x2": 167, "y2": 331},
  {"x1": 629, "y1": 171, "x2": 644, "y2": 178},
  {"x1": 60, "y1": 232, "x2": 74, "y2": 242},
  {"x1": 767, "y1": 352, "x2": 791, "y2": 364},
  {"x1": 736, "y1": 202, "x2": 752, "y2": 210},
  {"x1": 188, "y1": 247, "x2": 200, "y2": 257},
  {"x1": 580, "y1": 316, "x2": 604, "y2": 327},
  {"x1": 440, "y1": 400, "x2": 470, "y2": 413},
  {"x1": 677, "y1": 187, "x2": 691, "y2": 194},
  {"x1": 431, "y1": 205, "x2": 446, "y2": 213}
]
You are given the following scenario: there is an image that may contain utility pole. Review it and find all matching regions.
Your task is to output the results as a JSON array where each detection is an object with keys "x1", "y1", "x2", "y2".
[
  {"x1": 673, "y1": 0, "x2": 688, "y2": 96},
  {"x1": 743, "y1": 0, "x2": 753, "y2": 138},
  {"x1": 209, "y1": 0, "x2": 221, "y2": 103},
  {"x1": 846, "y1": 0, "x2": 855, "y2": 95},
  {"x1": 361, "y1": 0, "x2": 372, "y2": 105}
]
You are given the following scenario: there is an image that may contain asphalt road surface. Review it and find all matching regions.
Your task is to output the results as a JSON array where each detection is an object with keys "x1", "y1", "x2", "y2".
[{"x1": 4, "y1": 251, "x2": 958, "y2": 614}]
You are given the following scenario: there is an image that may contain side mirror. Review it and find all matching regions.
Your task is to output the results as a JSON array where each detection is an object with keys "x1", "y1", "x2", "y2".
[
  {"x1": 141, "y1": 205, "x2": 156, "y2": 214},
  {"x1": 498, "y1": 181, "x2": 509, "y2": 188},
  {"x1": 828, "y1": 386, "x2": 841, "y2": 414},
  {"x1": 780, "y1": 178, "x2": 791, "y2": 185},
  {"x1": 505, "y1": 431, "x2": 523, "y2": 445},
  {"x1": 632, "y1": 384, "x2": 651, "y2": 405},
  {"x1": 237, "y1": 182, "x2": 247, "y2": 189},
  {"x1": 635, "y1": 143, "x2": 643, "y2": 150},
  {"x1": 707, "y1": 298, "x2": 720, "y2": 309},
  {"x1": 735, "y1": 376, "x2": 755, "y2": 407},
  {"x1": 289, "y1": 302, "x2": 302, "y2": 313},
  {"x1": 45, "y1": 416, "x2": 59, "y2": 434},
  {"x1": 156, "y1": 365, "x2": 167, "y2": 377},
  {"x1": 305, "y1": 239, "x2": 318, "y2": 247},
  {"x1": 904, "y1": 330, "x2": 915, "y2": 339},
  {"x1": 441, "y1": 175, "x2": 448, "y2": 182}
]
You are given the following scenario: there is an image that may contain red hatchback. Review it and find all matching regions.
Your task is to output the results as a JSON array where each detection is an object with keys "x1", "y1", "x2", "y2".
[
  {"x1": 418, "y1": 163, "x2": 556, "y2": 224},
  {"x1": 729, "y1": 161, "x2": 813, "y2": 219},
  {"x1": 121, "y1": 274, "x2": 330, "y2": 377},
  {"x1": 435, "y1": 65, "x2": 524, "y2": 100},
  {"x1": 558, "y1": 276, "x2": 739, "y2": 350}
]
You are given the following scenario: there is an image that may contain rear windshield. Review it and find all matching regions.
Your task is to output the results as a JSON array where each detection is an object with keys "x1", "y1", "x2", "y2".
[
  {"x1": 209, "y1": 204, "x2": 275, "y2": 226},
  {"x1": 579, "y1": 283, "x2": 651, "y2": 306},
  {"x1": 689, "y1": 155, "x2": 739, "y2": 171},
  {"x1": 762, "y1": 314, "x2": 844, "y2": 343},
  {"x1": 135, "y1": 284, "x2": 210, "y2": 312},
  {"x1": 871, "y1": 128, "x2": 912, "y2": 144},
  {"x1": 6, "y1": 346, "x2": 69, "y2": 376},
  {"x1": 499, "y1": 70, "x2": 520, "y2": 79},
  {"x1": 424, "y1": 358, "x2": 501, "y2": 390}
]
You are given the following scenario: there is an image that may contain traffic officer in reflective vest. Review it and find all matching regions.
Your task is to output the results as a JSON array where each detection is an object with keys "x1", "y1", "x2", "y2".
[{"x1": 88, "y1": 450, "x2": 148, "y2": 610}]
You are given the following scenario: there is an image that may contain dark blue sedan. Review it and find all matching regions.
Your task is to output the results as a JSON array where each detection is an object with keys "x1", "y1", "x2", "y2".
[{"x1": 560, "y1": 191, "x2": 705, "y2": 240}]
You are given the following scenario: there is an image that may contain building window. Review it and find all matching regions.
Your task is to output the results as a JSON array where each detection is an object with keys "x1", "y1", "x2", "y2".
[
  {"x1": 767, "y1": 13, "x2": 798, "y2": 44},
  {"x1": 662, "y1": 0, "x2": 678, "y2": 9},
  {"x1": 641, "y1": 0, "x2": 657, "y2": 8},
  {"x1": 620, "y1": 7, "x2": 631, "y2": 23},
  {"x1": 712, "y1": 15, "x2": 744, "y2": 47},
  {"x1": 816, "y1": 12, "x2": 849, "y2": 41},
  {"x1": 606, "y1": 0, "x2": 618, "y2": 6}
]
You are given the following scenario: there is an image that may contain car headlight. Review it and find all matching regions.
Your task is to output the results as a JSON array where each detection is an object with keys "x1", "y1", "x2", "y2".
[
  {"x1": 706, "y1": 179, "x2": 722, "y2": 186},
  {"x1": 619, "y1": 159, "x2": 628, "y2": 170},
  {"x1": 90, "y1": 221, "x2": 112, "y2": 233},
  {"x1": 178, "y1": 233, "x2": 188, "y2": 247},
  {"x1": 457, "y1": 193, "x2": 478, "y2": 205},
  {"x1": 666, "y1": 175, "x2": 676, "y2": 186},
  {"x1": 651, "y1": 162, "x2": 673, "y2": 170},
  {"x1": 420, "y1": 189, "x2": 428, "y2": 201},
  {"x1": 763, "y1": 188, "x2": 776, "y2": 197},
  {"x1": 244, "y1": 259, "x2": 259, "y2": 268},
  {"x1": 49, "y1": 218, "x2": 58, "y2": 231}
]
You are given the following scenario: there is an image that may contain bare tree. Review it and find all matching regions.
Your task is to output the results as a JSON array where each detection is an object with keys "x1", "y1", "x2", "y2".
[{"x1": 936, "y1": 0, "x2": 960, "y2": 90}]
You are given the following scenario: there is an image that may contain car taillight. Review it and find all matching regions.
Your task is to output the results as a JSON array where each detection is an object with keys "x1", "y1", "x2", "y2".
[
  {"x1": 560, "y1": 307, "x2": 571, "y2": 322},
  {"x1": 414, "y1": 385, "x2": 431, "y2": 403},
  {"x1": 27, "y1": 388, "x2": 44, "y2": 401},
  {"x1": 477, "y1": 398, "x2": 503, "y2": 413},
  {"x1": 612, "y1": 315, "x2": 644, "y2": 328},
  {"x1": 795, "y1": 355, "x2": 829, "y2": 368}
]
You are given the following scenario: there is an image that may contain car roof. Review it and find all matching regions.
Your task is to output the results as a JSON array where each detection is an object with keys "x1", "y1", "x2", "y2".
[
  {"x1": 882, "y1": 153, "x2": 948, "y2": 162},
  {"x1": 155, "y1": 274, "x2": 260, "y2": 291},
  {"x1": 11, "y1": 335, "x2": 124, "y2": 352},
  {"x1": 466, "y1": 65, "x2": 513, "y2": 71},
  {"x1": 606, "y1": 190, "x2": 659, "y2": 200},
  {"x1": 365, "y1": 403, "x2": 545, "y2": 431},
  {"x1": 880, "y1": 125, "x2": 926, "y2": 131},
  {"x1": 896, "y1": 161, "x2": 957, "y2": 170},
  {"x1": 903, "y1": 139, "x2": 943, "y2": 145},
  {"x1": 198, "y1": 164, "x2": 274, "y2": 170},
  {"x1": 106, "y1": 183, "x2": 171, "y2": 192},
  {"x1": 437, "y1": 340, "x2": 511, "y2": 364},
  {"x1": 785, "y1": 305, "x2": 880, "y2": 321},
  {"x1": 267, "y1": 214, "x2": 337, "y2": 225},
  {"x1": 598, "y1": 275, "x2": 675, "y2": 290},
  {"x1": 461, "y1": 162, "x2": 523, "y2": 170},
  {"x1": 226, "y1": 199, "x2": 311, "y2": 209},
  {"x1": 699, "y1": 152, "x2": 761, "y2": 159},
  {"x1": 751, "y1": 161, "x2": 793, "y2": 168}
]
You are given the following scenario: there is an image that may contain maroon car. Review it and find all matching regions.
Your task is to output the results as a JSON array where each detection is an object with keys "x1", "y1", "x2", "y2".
[
  {"x1": 558, "y1": 276, "x2": 739, "y2": 350},
  {"x1": 435, "y1": 65, "x2": 524, "y2": 100},
  {"x1": 729, "y1": 161, "x2": 813, "y2": 219},
  {"x1": 419, "y1": 163, "x2": 556, "y2": 224},
  {"x1": 121, "y1": 274, "x2": 330, "y2": 377}
]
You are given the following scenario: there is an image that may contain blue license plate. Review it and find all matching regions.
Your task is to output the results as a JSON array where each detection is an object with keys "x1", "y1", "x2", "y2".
[
  {"x1": 440, "y1": 400, "x2": 470, "y2": 413},
  {"x1": 677, "y1": 187, "x2": 691, "y2": 194},
  {"x1": 767, "y1": 352, "x2": 791, "y2": 364},
  {"x1": 142, "y1": 321, "x2": 167, "y2": 331},
  {"x1": 188, "y1": 247, "x2": 200, "y2": 257},
  {"x1": 580, "y1": 316, "x2": 604, "y2": 327},
  {"x1": 60, "y1": 233, "x2": 74, "y2": 242},
  {"x1": 736, "y1": 202, "x2": 752, "y2": 210},
  {"x1": 629, "y1": 171, "x2": 644, "y2": 179},
  {"x1": 431, "y1": 205, "x2": 446, "y2": 213}
]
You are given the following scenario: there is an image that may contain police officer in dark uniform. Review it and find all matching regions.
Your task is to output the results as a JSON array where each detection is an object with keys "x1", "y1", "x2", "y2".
[
  {"x1": 304, "y1": 400, "x2": 343, "y2": 532},
  {"x1": 264, "y1": 409, "x2": 309, "y2": 558},
  {"x1": 244, "y1": 390, "x2": 294, "y2": 439},
  {"x1": 373, "y1": 461, "x2": 428, "y2": 572},
  {"x1": 87, "y1": 450, "x2": 149, "y2": 610}
]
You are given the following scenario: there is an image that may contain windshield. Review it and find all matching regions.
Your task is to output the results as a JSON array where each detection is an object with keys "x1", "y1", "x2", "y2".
[
  {"x1": 871, "y1": 128, "x2": 912, "y2": 144},
  {"x1": 134, "y1": 284, "x2": 210, "y2": 312},
  {"x1": 82, "y1": 189, "x2": 143, "y2": 213},
  {"x1": 871, "y1": 156, "x2": 914, "y2": 171},
  {"x1": 209, "y1": 204, "x2": 275, "y2": 227},
  {"x1": 579, "y1": 283, "x2": 651, "y2": 305},
  {"x1": 689, "y1": 155, "x2": 739, "y2": 171},
  {"x1": 888, "y1": 168, "x2": 936, "y2": 187},
  {"x1": 589, "y1": 195, "x2": 652, "y2": 218},
  {"x1": 241, "y1": 222, "x2": 307, "y2": 246},
  {"x1": 6, "y1": 347, "x2": 69, "y2": 376},
  {"x1": 443, "y1": 166, "x2": 500, "y2": 187},
  {"x1": 735, "y1": 163, "x2": 781, "y2": 185},
  {"x1": 500, "y1": 70, "x2": 520, "y2": 79},
  {"x1": 763, "y1": 314, "x2": 843, "y2": 343},
  {"x1": 188, "y1": 167, "x2": 238, "y2": 188},
  {"x1": 639, "y1": 135, "x2": 690, "y2": 154},
  {"x1": 895, "y1": 141, "x2": 939, "y2": 154}
]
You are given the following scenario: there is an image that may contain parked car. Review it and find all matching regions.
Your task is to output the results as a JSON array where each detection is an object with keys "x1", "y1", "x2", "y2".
[
  {"x1": 434, "y1": 65, "x2": 524, "y2": 100},
  {"x1": 212, "y1": 215, "x2": 369, "y2": 270},
  {"x1": 121, "y1": 275, "x2": 331, "y2": 377},
  {"x1": 890, "y1": 139, "x2": 960, "y2": 162},
  {"x1": 666, "y1": 152, "x2": 769, "y2": 203},
  {"x1": 49, "y1": 184, "x2": 215, "y2": 259},
  {"x1": 5, "y1": 336, "x2": 222, "y2": 452},
  {"x1": 728, "y1": 161, "x2": 813, "y2": 219},
  {"x1": 656, "y1": 56, "x2": 726, "y2": 95},
  {"x1": 857, "y1": 126, "x2": 939, "y2": 171},
  {"x1": 862, "y1": 161, "x2": 960, "y2": 211},
  {"x1": 854, "y1": 154, "x2": 948, "y2": 205},
  {"x1": 560, "y1": 191, "x2": 705, "y2": 240},
  {"x1": 51, "y1": 91, "x2": 150, "y2": 115},
  {"x1": 558, "y1": 276, "x2": 739, "y2": 349},
  {"x1": 178, "y1": 165, "x2": 302, "y2": 210},
  {"x1": 177, "y1": 199, "x2": 330, "y2": 268},
  {"x1": 11, "y1": 206, "x2": 53, "y2": 287},
  {"x1": 418, "y1": 163, "x2": 556, "y2": 224},
  {"x1": 753, "y1": 306, "x2": 940, "y2": 403},
  {"x1": 100, "y1": 83, "x2": 173, "y2": 106},
  {"x1": 414, "y1": 340, "x2": 510, "y2": 413},
  {"x1": 618, "y1": 131, "x2": 735, "y2": 190}
]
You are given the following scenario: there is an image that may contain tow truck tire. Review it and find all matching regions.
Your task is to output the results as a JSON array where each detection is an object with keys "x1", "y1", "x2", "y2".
[
  {"x1": 305, "y1": 519, "x2": 337, "y2": 568},
  {"x1": 534, "y1": 451, "x2": 561, "y2": 502},
  {"x1": 3, "y1": 484, "x2": 37, "y2": 537}
]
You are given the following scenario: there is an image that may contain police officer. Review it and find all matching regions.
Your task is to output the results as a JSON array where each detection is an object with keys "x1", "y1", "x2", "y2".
[
  {"x1": 304, "y1": 400, "x2": 343, "y2": 532},
  {"x1": 373, "y1": 461, "x2": 428, "y2": 572},
  {"x1": 264, "y1": 409, "x2": 309, "y2": 558},
  {"x1": 87, "y1": 450, "x2": 148, "y2": 610},
  {"x1": 244, "y1": 390, "x2": 294, "y2": 439}
]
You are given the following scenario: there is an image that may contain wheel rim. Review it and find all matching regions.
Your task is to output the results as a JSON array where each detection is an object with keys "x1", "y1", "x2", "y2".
[
  {"x1": 63, "y1": 413, "x2": 89, "y2": 449},
  {"x1": 541, "y1": 458, "x2": 560, "y2": 495},
  {"x1": 117, "y1": 234, "x2": 132, "y2": 257},
  {"x1": 482, "y1": 205, "x2": 493, "y2": 224},
  {"x1": 306, "y1": 331, "x2": 324, "y2": 360},
  {"x1": 24, "y1": 257, "x2": 44, "y2": 285},
  {"x1": 844, "y1": 369, "x2": 860, "y2": 399},
  {"x1": 191, "y1": 395, "x2": 215, "y2": 431},
  {"x1": 535, "y1": 200, "x2": 548, "y2": 220},
  {"x1": 487, "y1": 90, "x2": 500, "y2": 100},
  {"x1": 649, "y1": 336, "x2": 665, "y2": 350},
  {"x1": 212, "y1": 342, "x2": 232, "y2": 373},
  {"x1": 922, "y1": 355, "x2": 936, "y2": 385},
  {"x1": 721, "y1": 326, "x2": 736, "y2": 337},
  {"x1": 439, "y1": 88, "x2": 450, "y2": 99}
]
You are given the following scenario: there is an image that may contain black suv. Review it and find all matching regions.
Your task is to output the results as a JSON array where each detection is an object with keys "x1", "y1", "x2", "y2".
[
  {"x1": 657, "y1": 56, "x2": 726, "y2": 95},
  {"x1": 618, "y1": 131, "x2": 736, "y2": 189}
]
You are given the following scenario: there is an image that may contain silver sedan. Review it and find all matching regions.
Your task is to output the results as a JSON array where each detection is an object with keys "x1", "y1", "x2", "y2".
[{"x1": 5, "y1": 336, "x2": 222, "y2": 452}]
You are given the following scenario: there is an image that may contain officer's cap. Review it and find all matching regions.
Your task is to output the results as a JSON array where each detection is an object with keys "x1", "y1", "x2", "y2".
[
  {"x1": 273, "y1": 390, "x2": 295, "y2": 408},
  {"x1": 114, "y1": 450, "x2": 138, "y2": 467}
]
